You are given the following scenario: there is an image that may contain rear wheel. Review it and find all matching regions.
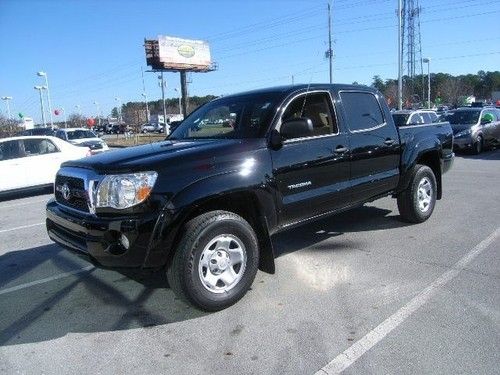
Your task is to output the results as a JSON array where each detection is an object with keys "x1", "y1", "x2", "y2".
[
  {"x1": 397, "y1": 164, "x2": 437, "y2": 223},
  {"x1": 167, "y1": 210, "x2": 259, "y2": 311}
]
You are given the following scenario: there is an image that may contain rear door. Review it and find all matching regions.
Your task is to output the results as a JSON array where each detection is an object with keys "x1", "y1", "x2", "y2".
[
  {"x1": 0, "y1": 140, "x2": 27, "y2": 192},
  {"x1": 338, "y1": 90, "x2": 400, "y2": 204},
  {"x1": 271, "y1": 91, "x2": 351, "y2": 226}
]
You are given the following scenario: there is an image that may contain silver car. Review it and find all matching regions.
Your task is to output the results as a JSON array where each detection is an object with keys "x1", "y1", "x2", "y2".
[{"x1": 449, "y1": 108, "x2": 500, "y2": 154}]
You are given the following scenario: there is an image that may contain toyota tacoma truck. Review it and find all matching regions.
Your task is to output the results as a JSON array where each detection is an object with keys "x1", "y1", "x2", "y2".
[{"x1": 46, "y1": 84, "x2": 454, "y2": 311}]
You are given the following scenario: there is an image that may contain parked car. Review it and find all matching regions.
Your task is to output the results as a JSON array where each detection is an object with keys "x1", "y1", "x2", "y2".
[
  {"x1": 141, "y1": 123, "x2": 164, "y2": 133},
  {"x1": 448, "y1": 107, "x2": 500, "y2": 154},
  {"x1": 46, "y1": 84, "x2": 454, "y2": 311},
  {"x1": 392, "y1": 109, "x2": 439, "y2": 127},
  {"x1": 16, "y1": 127, "x2": 56, "y2": 137},
  {"x1": 55, "y1": 128, "x2": 109, "y2": 154},
  {"x1": 0, "y1": 136, "x2": 90, "y2": 195},
  {"x1": 110, "y1": 124, "x2": 130, "y2": 134}
]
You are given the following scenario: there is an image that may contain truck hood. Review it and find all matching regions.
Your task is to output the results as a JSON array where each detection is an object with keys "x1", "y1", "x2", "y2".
[{"x1": 62, "y1": 139, "x2": 261, "y2": 173}]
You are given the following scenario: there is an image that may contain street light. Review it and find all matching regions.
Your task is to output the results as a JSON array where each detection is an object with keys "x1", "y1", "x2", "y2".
[
  {"x1": 34, "y1": 85, "x2": 47, "y2": 127},
  {"x1": 141, "y1": 92, "x2": 150, "y2": 122},
  {"x1": 93, "y1": 101, "x2": 101, "y2": 126},
  {"x1": 1, "y1": 96, "x2": 13, "y2": 119},
  {"x1": 75, "y1": 104, "x2": 82, "y2": 127},
  {"x1": 37, "y1": 71, "x2": 53, "y2": 126},
  {"x1": 422, "y1": 58, "x2": 431, "y2": 109},
  {"x1": 174, "y1": 88, "x2": 182, "y2": 116},
  {"x1": 114, "y1": 97, "x2": 122, "y2": 123}
]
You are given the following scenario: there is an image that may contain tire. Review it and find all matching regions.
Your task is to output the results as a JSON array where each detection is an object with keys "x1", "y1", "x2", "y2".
[
  {"x1": 473, "y1": 135, "x2": 483, "y2": 155},
  {"x1": 167, "y1": 210, "x2": 259, "y2": 311},
  {"x1": 397, "y1": 164, "x2": 437, "y2": 223}
]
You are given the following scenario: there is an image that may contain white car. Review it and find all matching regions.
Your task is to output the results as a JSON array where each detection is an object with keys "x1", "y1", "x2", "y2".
[
  {"x1": 55, "y1": 128, "x2": 109, "y2": 154},
  {"x1": 0, "y1": 136, "x2": 90, "y2": 195}
]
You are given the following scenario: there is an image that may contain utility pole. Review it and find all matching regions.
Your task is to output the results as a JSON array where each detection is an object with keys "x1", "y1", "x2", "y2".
[
  {"x1": 141, "y1": 66, "x2": 150, "y2": 122},
  {"x1": 397, "y1": 0, "x2": 403, "y2": 110},
  {"x1": 159, "y1": 72, "x2": 168, "y2": 135},
  {"x1": 180, "y1": 71, "x2": 188, "y2": 118},
  {"x1": 327, "y1": 2, "x2": 333, "y2": 84},
  {"x1": 1, "y1": 96, "x2": 12, "y2": 119}
]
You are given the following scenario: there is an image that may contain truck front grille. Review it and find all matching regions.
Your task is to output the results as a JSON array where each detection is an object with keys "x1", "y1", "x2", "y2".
[{"x1": 55, "y1": 175, "x2": 89, "y2": 213}]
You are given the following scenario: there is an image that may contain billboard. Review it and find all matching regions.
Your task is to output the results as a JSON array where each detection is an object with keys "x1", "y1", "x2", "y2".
[{"x1": 158, "y1": 36, "x2": 211, "y2": 70}]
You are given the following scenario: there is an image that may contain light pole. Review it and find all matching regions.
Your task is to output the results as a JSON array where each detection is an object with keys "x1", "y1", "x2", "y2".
[
  {"x1": 1, "y1": 96, "x2": 12, "y2": 119},
  {"x1": 34, "y1": 86, "x2": 47, "y2": 127},
  {"x1": 141, "y1": 92, "x2": 150, "y2": 122},
  {"x1": 93, "y1": 101, "x2": 101, "y2": 126},
  {"x1": 114, "y1": 97, "x2": 122, "y2": 123},
  {"x1": 423, "y1": 58, "x2": 431, "y2": 109},
  {"x1": 174, "y1": 88, "x2": 182, "y2": 116},
  {"x1": 75, "y1": 104, "x2": 82, "y2": 127},
  {"x1": 37, "y1": 71, "x2": 53, "y2": 127},
  {"x1": 61, "y1": 107, "x2": 67, "y2": 128},
  {"x1": 397, "y1": 0, "x2": 403, "y2": 110}
]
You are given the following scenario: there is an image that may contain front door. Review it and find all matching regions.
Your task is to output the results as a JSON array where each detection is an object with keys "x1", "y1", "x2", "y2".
[{"x1": 271, "y1": 91, "x2": 351, "y2": 227}]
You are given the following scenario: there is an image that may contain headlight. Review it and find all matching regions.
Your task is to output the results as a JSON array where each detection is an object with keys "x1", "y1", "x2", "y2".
[
  {"x1": 456, "y1": 129, "x2": 472, "y2": 137},
  {"x1": 95, "y1": 171, "x2": 158, "y2": 209}
]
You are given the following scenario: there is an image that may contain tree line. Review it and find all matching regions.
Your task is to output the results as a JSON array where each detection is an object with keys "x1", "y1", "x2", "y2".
[{"x1": 371, "y1": 70, "x2": 500, "y2": 108}]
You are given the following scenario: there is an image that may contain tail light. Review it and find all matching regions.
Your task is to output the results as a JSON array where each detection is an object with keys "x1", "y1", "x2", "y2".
[{"x1": 86, "y1": 148, "x2": 92, "y2": 157}]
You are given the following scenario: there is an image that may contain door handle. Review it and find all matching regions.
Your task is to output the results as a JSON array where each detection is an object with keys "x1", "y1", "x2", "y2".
[
  {"x1": 334, "y1": 146, "x2": 349, "y2": 154},
  {"x1": 384, "y1": 138, "x2": 395, "y2": 146}
]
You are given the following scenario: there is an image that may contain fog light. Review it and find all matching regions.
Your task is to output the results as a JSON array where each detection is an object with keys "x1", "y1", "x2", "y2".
[{"x1": 120, "y1": 234, "x2": 130, "y2": 249}]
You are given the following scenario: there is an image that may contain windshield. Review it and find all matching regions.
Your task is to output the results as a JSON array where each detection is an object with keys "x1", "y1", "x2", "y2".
[
  {"x1": 392, "y1": 113, "x2": 410, "y2": 127},
  {"x1": 448, "y1": 110, "x2": 481, "y2": 125},
  {"x1": 169, "y1": 93, "x2": 279, "y2": 140},
  {"x1": 66, "y1": 130, "x2": 98, "y2": 140}
]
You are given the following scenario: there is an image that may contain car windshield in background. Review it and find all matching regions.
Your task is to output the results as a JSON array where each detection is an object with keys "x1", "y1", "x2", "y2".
[
  {"x1": 170, "y1": 93, "x2": 279, "y2": 140},
  {"x1": 66, "y1": 130, "x2": 97, "y2": 140},
  {"x1": 392, "y1": 113, "x2": 410, "y2": 127},
  {"x1": 448, "y1": 110, "x2": 481, "y2": 125}
]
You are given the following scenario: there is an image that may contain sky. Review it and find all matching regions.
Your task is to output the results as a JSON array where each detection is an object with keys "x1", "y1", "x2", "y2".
[{"x1": 0, "y1": 0, "x2": 499, "y2": 123}]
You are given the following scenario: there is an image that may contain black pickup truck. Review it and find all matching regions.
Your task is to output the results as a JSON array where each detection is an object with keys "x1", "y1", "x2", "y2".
[{"x1": 46, "y1": 84, "x2": 454, "y2": 311}]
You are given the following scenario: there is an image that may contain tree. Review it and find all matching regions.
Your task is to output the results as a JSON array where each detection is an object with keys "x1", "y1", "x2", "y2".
[
  {"x1": 371, "y1": 75, "x2": 385, "y2": 92},
  {"x1": 111, "y1": 107, "x2": 119, "y2": 118}
]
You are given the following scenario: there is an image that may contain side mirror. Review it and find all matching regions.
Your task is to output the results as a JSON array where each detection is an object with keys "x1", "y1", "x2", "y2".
[
  {"x1": 280, "y1": 117, "x2": 314, "y2": 140},
  {"x1": 269, "y1": 129, "x2": 283, "y2": 150}
]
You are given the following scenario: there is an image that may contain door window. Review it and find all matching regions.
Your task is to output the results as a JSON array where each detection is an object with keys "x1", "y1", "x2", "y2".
[
  {"x1": 340, "y1": 92, "x2": 385, "y2": 132},
  {"x1": 22, "y1": 139, "x2": 59, "y2": 156},
  {"x1": 281, "y1": 92, "x2": 337, "y2": 139},
  {"x1": 0, "y1": 140, "x2": 23, "y2": 161}
]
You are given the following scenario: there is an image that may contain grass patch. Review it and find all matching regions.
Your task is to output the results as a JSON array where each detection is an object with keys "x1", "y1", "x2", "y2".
[{"x1": 106, "y1": 134, "x2": 166, "y2": 147}]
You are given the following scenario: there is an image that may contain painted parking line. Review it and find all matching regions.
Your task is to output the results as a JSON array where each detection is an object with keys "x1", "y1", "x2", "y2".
[
  {"x1": 0, "y1": 222, "x2": 45, "y2": 234},
  {"x1": 0, "y1": 265, "x2": 95, "y2": 296},
  {"x1": 0, "y1": 199, "x2": 49, "y2": 209},
  {"x1": 315, "y1": 226, "x2": 500, "y2": 375}
]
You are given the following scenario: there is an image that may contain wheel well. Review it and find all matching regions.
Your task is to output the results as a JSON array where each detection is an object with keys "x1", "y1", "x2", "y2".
[
  {"x1": 417, "y1": 151, "x2": 442, "y2": 199},
  {"x1": 180, "y1": 192, "x2": 275, "y2": 274}
]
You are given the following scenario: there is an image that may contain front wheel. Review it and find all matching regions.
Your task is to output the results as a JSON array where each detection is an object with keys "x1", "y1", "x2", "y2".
[
  {"x1": 167, "y1": 210, "x2": 259, "y2": 311},
  {"x1": 473, "y1": 135, "x2": 483, "y2": 155},
  {"x1": 397, "y1": 164, "x2": 437, "y2": 223}
]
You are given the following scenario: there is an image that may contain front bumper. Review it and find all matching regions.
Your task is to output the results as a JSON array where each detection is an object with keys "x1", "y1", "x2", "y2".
[
  {"x1": 453, "y1": 136, "x2": 473, "y2": 150},
  {"x1": 46, "y1": 199, "x2": 161, "y2": 268}
]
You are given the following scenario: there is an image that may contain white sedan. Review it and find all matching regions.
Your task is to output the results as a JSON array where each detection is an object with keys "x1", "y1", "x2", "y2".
[{"x1": 0, "y1": 136, "x2": 90, "y2": 195}]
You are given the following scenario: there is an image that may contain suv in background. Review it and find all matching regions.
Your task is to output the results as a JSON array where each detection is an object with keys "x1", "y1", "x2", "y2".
[
  {"x1": 55, "y1": 128, "x2": 109, "y2": 154},
  {"x1": 141, "y1": 123, "x2": 164, "y2": 133},
  {"x1": 17, "y1": 127, "x2": 56, "y2": 137}
]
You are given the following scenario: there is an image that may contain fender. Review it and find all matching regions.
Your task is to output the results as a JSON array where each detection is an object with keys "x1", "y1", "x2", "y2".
[{"x1": 397, "y1": 134, "x2": 442, "y2": 195}]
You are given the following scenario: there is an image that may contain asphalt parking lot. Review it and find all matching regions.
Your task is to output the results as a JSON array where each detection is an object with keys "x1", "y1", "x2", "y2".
[{"x1": 0, "y1": 150, "x2": 499, "y2": 374}]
